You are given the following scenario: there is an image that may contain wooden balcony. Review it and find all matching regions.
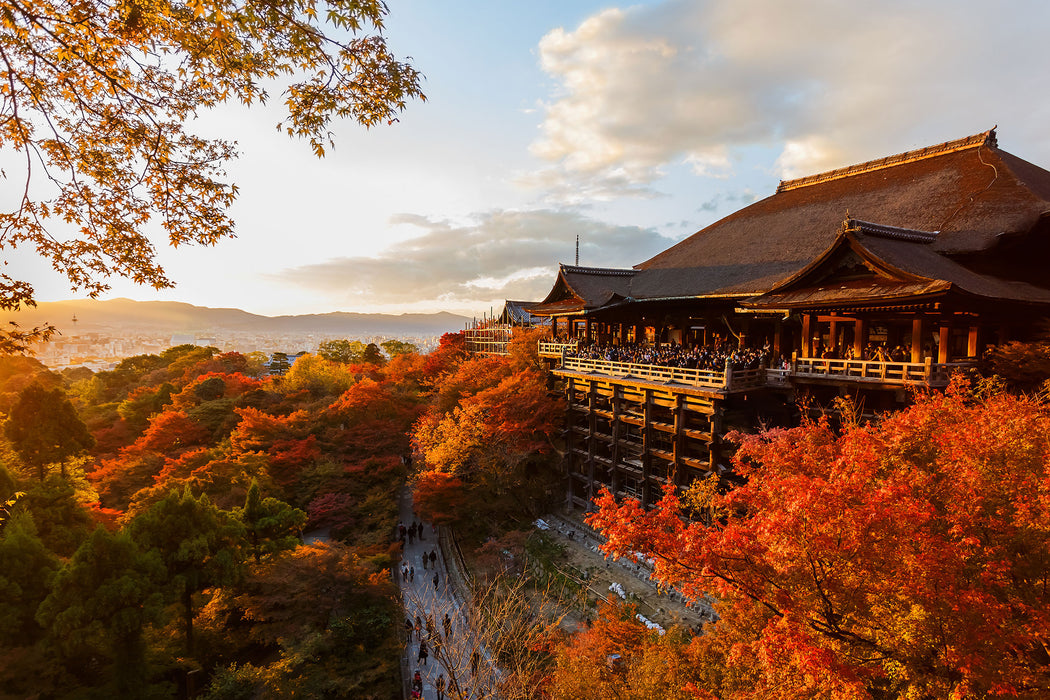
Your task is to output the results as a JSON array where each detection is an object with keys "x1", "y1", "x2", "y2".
[
  {"x1": 792, "y1": 357, "x2": 973, "y2": 386},
  {"x1": 538, "y1": 341, "x2": 578, "y2": 357},
  {"x1": 552, "y1": 352, "x2": 974, "y2": 391}
]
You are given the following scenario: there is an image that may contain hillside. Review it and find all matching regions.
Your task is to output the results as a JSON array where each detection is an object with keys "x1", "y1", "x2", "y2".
[{"x1": 12, "y1": 299, "x2": 470, "y2": 337}]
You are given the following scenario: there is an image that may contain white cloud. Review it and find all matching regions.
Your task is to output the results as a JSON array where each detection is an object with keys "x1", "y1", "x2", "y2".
[
  {"x1": 530, "y1": 0, "x2": 1050, "y2": 194},
  {"x1": 274, "y1": 209, "x2": 673, "y2": 308}
]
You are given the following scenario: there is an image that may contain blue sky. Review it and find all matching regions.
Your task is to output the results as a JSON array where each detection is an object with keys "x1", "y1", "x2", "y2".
[{"x1": 22, "y1": 0, "x2": 1050, "y2": 317}]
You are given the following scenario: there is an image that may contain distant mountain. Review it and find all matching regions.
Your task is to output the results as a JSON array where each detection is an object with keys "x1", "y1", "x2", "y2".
[{"x1": 12, "y1": 299, "x2": 470, "y2": 337}]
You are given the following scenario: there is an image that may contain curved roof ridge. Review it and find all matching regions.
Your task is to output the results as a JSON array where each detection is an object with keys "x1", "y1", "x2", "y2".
[
  {"x1": 559, "y1": 264, "x2": 637, "y2": 277},
  {"x1": 776, "y1": 128, "x2": 998, "y2": 193},
  {"x1": 847, "y1": 218, "x2": 938, "y2": 243}
]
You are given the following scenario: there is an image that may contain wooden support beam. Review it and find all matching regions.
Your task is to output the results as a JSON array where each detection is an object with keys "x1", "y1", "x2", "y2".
[{"x1": 911, "y1": 317, "x2": 924, "y2": 363}]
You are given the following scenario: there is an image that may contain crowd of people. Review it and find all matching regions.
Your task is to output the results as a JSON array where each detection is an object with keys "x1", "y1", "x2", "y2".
[
  {"x1": 565, "y1": 340, "x2": 777, "y2": 372},
  {"x1": 562, "y1": 338, "x2": 923, "y2": 372}
]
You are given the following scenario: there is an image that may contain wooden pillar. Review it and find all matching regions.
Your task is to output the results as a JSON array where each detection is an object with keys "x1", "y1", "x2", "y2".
[
  {"x1": 854, "y1": 319, "x2": 867, "y2": 358},
  {"x1": 642, "y1": 389, "x2": 653, "y2": 508},
  {"x1": 911, "y1": 318, "x2": 925, "y2": 363},
  {"x1": 802, "y1": 314, "x2": 813, "y2": 357},
  {"x1": 968, "y1": 325, "x2": 980, "y2": 358},
  {"x1": 828, "y1": 317, "x2": 839, "y2": 355},
  {"x1": 672, "y1": 394, "x2": 684, "y2": 467},
  {"x1": 738, "y1": 318, "x2": 750, "y2": 348},
  {"x1": 586, "y1": 383, "x2": 597, "y2": 503},
  {"x1": 773, "y1": 318, "x2": 783, "y2": 358},
  {"x1": 938, "y1": 323, "x2": 951, "y2": 364},
  {"x1": 610, "y1": 386, "x2": 622, "y2": 494}
]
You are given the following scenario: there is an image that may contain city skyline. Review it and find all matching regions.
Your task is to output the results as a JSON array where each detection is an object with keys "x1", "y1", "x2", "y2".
[{"x1": 16, "y1": 0, "x2": 1050, "y2": 319}]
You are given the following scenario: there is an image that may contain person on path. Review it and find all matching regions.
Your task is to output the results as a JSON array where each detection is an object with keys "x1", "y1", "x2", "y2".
[
  {"x1": 417, "y1": 639, "x2": 429, "y2": 666},
  {"x1": 408, "y1": 524, "x2": 415, "y2": 544},
  {"x1": 442, "y1": 613, "x2": 452, "y2": 639},
  {"x1": 405, "y1": 617, "x2": 414, "y2": 641},
  {"x1": 419, "y1": 522, "x2": 426, "y2": 541},
  {"x1": 412, "y1": 670, "x2": 423, "y2": 693},
  {"x1": 433, "y1": 572, "x2": 439, "y2": 590},
  {"x1": 435, "y1": 673, "x2": 446, "y2": 700},
  {"x1": 410, "y1": 566, "x2": 415, "y2": 582},
  {"x1": 429, "y1": 549, "x2": 437, "y2": 568}
]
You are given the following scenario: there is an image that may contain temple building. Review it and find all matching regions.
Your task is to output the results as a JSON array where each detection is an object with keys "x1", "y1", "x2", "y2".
[{"x1": 515, "y1": 129, "x2": 1050, "y2": 510}]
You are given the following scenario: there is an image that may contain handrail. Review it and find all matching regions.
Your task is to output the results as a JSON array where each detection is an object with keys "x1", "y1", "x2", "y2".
[{"x1": 552, "y1": 353, "x2": 974, "y2": 389}]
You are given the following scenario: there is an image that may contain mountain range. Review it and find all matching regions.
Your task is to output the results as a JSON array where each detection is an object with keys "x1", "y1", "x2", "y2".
[{"x1": 12, "y1": 299, "x2": 471, "y2": 337}]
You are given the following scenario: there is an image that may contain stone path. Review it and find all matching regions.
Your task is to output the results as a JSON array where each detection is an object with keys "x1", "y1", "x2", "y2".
[
  {"x1": 541, "y1": 512, "x2": 717, "y2": 632},
  {"x1": 397, "y1": 489, "x2": 496, "y2": 699}
]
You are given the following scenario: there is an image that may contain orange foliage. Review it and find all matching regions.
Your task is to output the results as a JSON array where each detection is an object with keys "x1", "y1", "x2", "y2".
[
  {"x1": 589, "y1": 378, "x2": 1050, "y2": 699},
  {"x1": 411, "y1": 471, "x2": 468, "y2": 526}
]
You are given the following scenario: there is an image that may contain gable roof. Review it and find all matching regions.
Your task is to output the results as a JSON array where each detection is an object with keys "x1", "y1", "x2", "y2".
[
  {"x1": 530, "y1": 264, "x2": 637, "y2": 316},
  {"x1": 745, "y1": 218, "x2": 1050, "y2": 309},
  {"x1": 627, "y1": 129, "x2": 1050, "y2": 302}
]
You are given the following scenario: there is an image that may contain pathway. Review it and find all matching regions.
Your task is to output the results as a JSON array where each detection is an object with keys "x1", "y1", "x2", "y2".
[{"x1": 397, "y1": 489, "x2": 495, "y2": 699}]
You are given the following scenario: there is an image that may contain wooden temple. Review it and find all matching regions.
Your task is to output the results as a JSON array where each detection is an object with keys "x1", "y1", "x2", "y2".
[{"x1": 500, "y1": 129, "x2": 1050, "y2": 509}]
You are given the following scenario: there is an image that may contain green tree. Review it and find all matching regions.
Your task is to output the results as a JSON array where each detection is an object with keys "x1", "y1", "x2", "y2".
[
  {"x1": 318, "y1": 339, "x2": 367, "y2": 364},
  {"x1": 380, "y1": 339, "x2": 418, "y2": 358},
  {"x1": 0, "y1": 513, "x2": 60, "y2": 645},
  {"x1": 0, "y1": 0, "x2": 424, "y2": 352},
  {"x1": 128, "y1": 487, "x2": 244, "y2": 656},
  {"x1": 362, "y1": 342, "x2": 385, "y2": 365},
  {"x1": 237, "y1": 480, "x2": 307, "y2": 563},
  {"x1": 4, "y1": 382, "x2": 95, "y2": 480},
  {"x1": 36, "y1": 527, "x2": 167, "y2": 696}
]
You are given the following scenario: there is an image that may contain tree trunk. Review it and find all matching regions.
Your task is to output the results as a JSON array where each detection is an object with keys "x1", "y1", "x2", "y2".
[{"x1": 183, "y1": 587, "x2": 194, "y2": 656}]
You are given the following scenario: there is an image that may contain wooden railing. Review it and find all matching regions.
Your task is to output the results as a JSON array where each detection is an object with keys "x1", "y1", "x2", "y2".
[
  {"x1": 792, "y1": 356, "x2": 973, "y2": 385},
  {"x1": 551, "y1": 352, "x2": 974, "y2": 390},
  {"x1": 538, "y1": 341, "x2": 578, "y2": 357},
  {"x1": 559, "y1": 356, "x2": 729, "y2": 389}
]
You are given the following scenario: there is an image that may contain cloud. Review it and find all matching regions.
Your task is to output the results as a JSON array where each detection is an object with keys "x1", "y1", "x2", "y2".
[
  {"x1": 530, "y1": 0, "x2": 1050, "y2": 193},
  {"x1": 274, "y1": 209, "x2": 673, "y2": 308}
]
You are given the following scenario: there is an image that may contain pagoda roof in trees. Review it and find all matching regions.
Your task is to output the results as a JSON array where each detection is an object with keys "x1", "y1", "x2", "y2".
[{"x1": 529, "y1": 264, "x2": 636, "y2": 317}]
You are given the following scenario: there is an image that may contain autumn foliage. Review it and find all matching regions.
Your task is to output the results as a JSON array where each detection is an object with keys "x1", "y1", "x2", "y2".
[
  {"x1": 0, "y1": 342, "x2": 423, "y2": 697},
  {"x1": 589, "y1": 378, "x2": 1050, "y2": 699}
]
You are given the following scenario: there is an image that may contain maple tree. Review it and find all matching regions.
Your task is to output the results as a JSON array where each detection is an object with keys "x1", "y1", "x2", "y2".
[
  {"x1": 213, "y1": 540, "x2": 402, "y2": 698},
  {"x1": 588, "y1": 378, "x2": 1050, "y2": 699},
  {"x1": 0, "y1": 0, "x2": 424, "y2": 352}
]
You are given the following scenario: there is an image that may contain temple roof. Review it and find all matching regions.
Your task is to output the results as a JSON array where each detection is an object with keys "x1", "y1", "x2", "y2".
[
  {"x1": 629, "y1": 129, "x2": 1050, "y2": 302},
  {"x1": 745, "y1": 218, "x2": 1050, "y2": 310},
  {"x1": 530, "y1": 264, "x2": 636, "y2": 316},
  {"x1": 528, "y1": 130, "x2": 1050, "y2": 317},
  {"x1": 499, "y1": 300, "x2": 551, "y2": 325}
]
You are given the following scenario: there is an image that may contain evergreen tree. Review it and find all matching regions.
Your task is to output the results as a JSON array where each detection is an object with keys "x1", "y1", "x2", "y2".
[{"x1": 4, "y1": 382, "x2": 94, "y2": 480}]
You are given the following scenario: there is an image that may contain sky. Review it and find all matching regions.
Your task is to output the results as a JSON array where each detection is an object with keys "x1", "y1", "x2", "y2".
[{"x1": 19, "y1": 0, "x2": 1050, "y2": 318}]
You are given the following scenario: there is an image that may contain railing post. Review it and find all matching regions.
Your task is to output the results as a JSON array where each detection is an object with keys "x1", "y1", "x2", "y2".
[
  {"x1": 924, "y1": 356, "x2": 933, "y2": 383},
  {"x1": 791, "y1": 351, "x2": 798, "y2": 374},
  {"x1": 723, "y1": 359, "x2": 733, "y2": 391}
]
